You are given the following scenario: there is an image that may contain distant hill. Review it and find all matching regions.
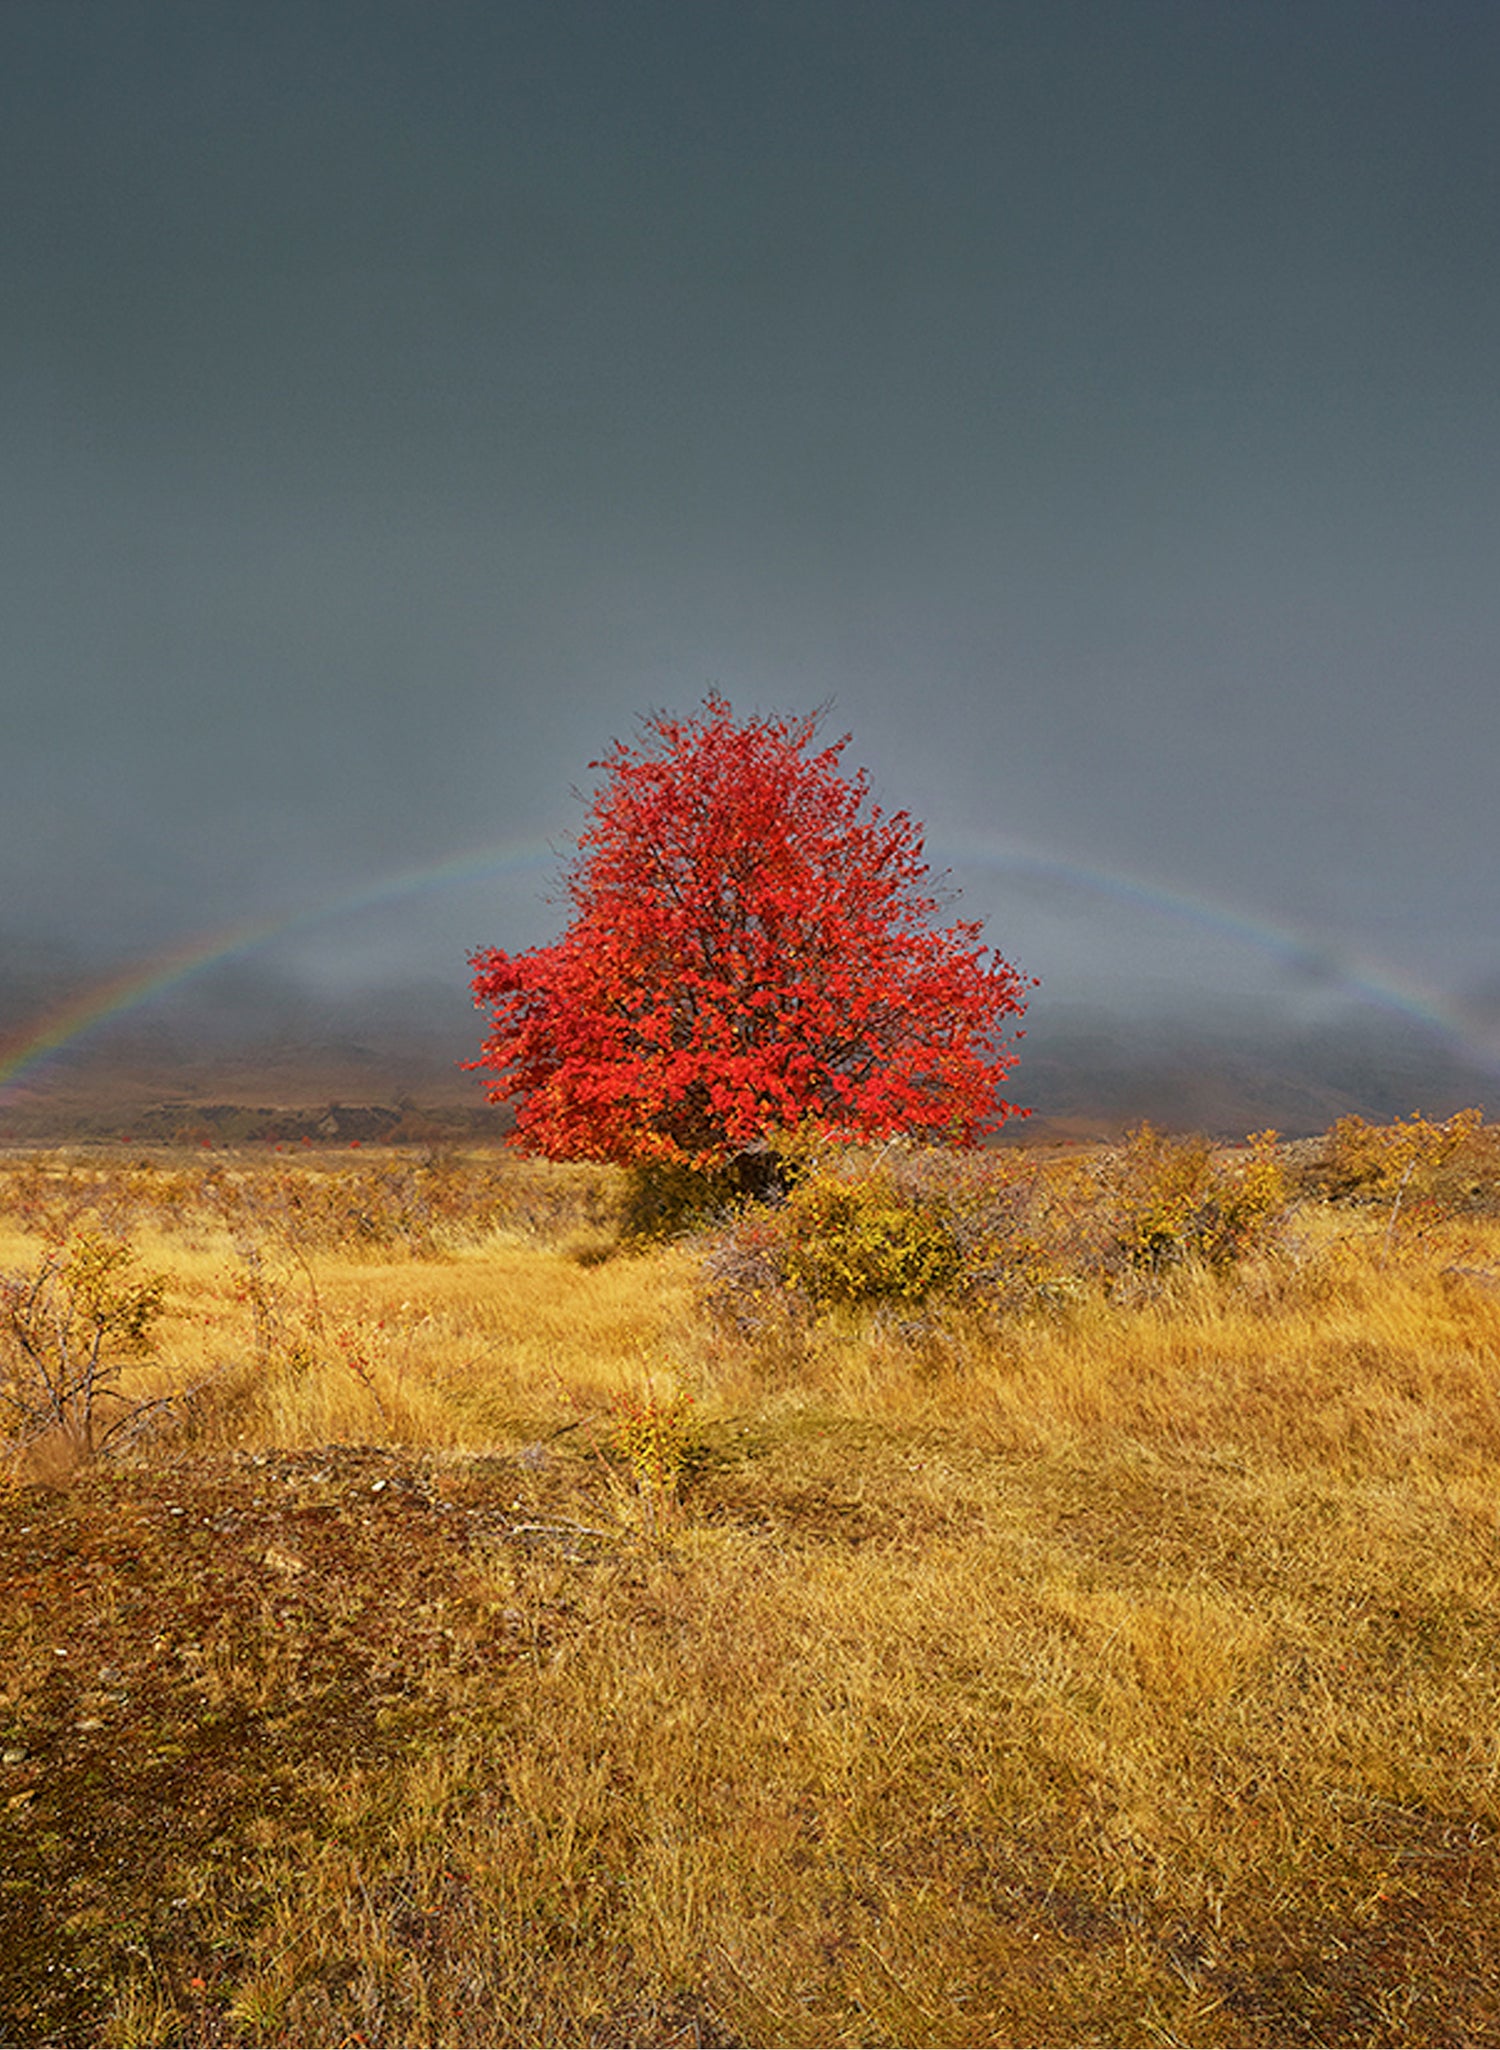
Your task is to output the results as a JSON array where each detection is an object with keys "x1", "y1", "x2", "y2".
[
  {"x1": 2, "y1": 988, "x2": 1492, "y2": 1147},
  {"x1": 1008, "y1": 1003, "x2": 1496, "y2": 1142}
]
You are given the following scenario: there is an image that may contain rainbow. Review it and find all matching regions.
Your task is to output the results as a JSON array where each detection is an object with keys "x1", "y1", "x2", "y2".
[
  {"x1": 0, "y1": 836, "x2": 558, "y2": 1103},
  {"x1": 1, "y1": 828, "x2": 1495, "y2": 1105},
  {"x1": 950, "y1": 832, "x2": 1500, "y2": 1071}
]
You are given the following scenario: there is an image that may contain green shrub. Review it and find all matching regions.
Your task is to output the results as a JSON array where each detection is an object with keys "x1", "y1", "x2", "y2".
[
  {"x1": 619, "y1": 1146, "x2": 794, "y2": 1244},
  {"x1": 1, "y1": 1234, "x2": 168, "y2": 1459},
  {"x1": 779, "y1": 1170, "x2": 964, "y2": 1308}
]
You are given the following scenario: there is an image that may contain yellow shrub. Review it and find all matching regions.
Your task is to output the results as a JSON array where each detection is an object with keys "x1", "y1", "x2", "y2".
[
  {"x1": 1110, "y1": 1124, "x2": 1288, "y2": 1273},
  {"x1": 779, "y1": 1172, "x2": 964, "y2": 1308}
]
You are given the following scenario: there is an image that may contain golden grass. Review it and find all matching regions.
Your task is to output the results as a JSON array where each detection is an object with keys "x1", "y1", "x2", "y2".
[{"x1": 2, "y1": 1143, "x2": 1499, "y2": 2044}]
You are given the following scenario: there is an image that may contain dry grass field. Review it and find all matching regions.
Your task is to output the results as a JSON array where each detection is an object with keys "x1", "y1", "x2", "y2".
[{"x1": 2, "y1": 1122, "x2": 1499, "y2": 2047}]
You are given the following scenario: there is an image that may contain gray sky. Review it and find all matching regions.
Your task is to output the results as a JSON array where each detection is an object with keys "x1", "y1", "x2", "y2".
[{"x1": 4, "y1": 0, "x2": 1499, "y2": 1082}]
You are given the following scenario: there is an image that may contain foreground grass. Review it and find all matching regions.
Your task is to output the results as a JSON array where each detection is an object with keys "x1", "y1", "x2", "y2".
[{"x1": 2, "y1": 1145, "x2": 1499, "y2": 2045}]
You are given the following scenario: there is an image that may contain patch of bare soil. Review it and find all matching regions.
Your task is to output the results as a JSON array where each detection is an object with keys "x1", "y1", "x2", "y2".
[{"x1": 0, "y1": 1446, "x2": 585, "y2": 2044}]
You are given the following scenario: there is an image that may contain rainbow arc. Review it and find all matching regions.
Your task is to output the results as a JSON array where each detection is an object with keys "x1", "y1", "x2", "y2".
[{"x1": 1, "y1": 832, "x2": 1495, "y2": 1103}]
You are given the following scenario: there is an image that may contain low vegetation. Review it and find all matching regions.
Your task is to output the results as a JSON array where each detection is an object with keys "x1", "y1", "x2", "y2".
[{"x1": 2, "y1": 1118, "x2": 1499, "y2": 2046}]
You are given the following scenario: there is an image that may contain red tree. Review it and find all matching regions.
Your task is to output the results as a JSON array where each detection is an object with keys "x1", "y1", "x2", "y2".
[{"x1": 469, "y1": 697, "x2": 1031, "y2": 1167}]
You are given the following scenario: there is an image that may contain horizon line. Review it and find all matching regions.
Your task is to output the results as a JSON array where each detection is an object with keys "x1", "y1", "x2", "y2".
[{"x1": 1, "y1": 830, "x2": 1496, "y2": 1102}]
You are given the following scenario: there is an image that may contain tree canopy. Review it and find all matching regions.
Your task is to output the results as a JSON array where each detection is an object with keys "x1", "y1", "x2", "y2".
[{"x1": 469, "y1": 696, "x2": 1031, "y2": 1166}]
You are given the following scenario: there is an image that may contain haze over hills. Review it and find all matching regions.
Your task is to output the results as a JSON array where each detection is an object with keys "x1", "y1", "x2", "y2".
[{"x1": 1, "y1": 956, "x2": 1493, "y2": 1146}]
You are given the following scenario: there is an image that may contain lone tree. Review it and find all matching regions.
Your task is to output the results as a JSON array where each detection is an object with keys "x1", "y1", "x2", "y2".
[{"x1": 469, "y1": 696, "x2": 1031, "y2": 1169}]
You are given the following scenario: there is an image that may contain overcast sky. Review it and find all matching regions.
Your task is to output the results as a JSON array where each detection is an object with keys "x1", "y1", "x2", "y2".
[{"x1": 4, "y1": 0, "x2": 1499, "y2": 1076}]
